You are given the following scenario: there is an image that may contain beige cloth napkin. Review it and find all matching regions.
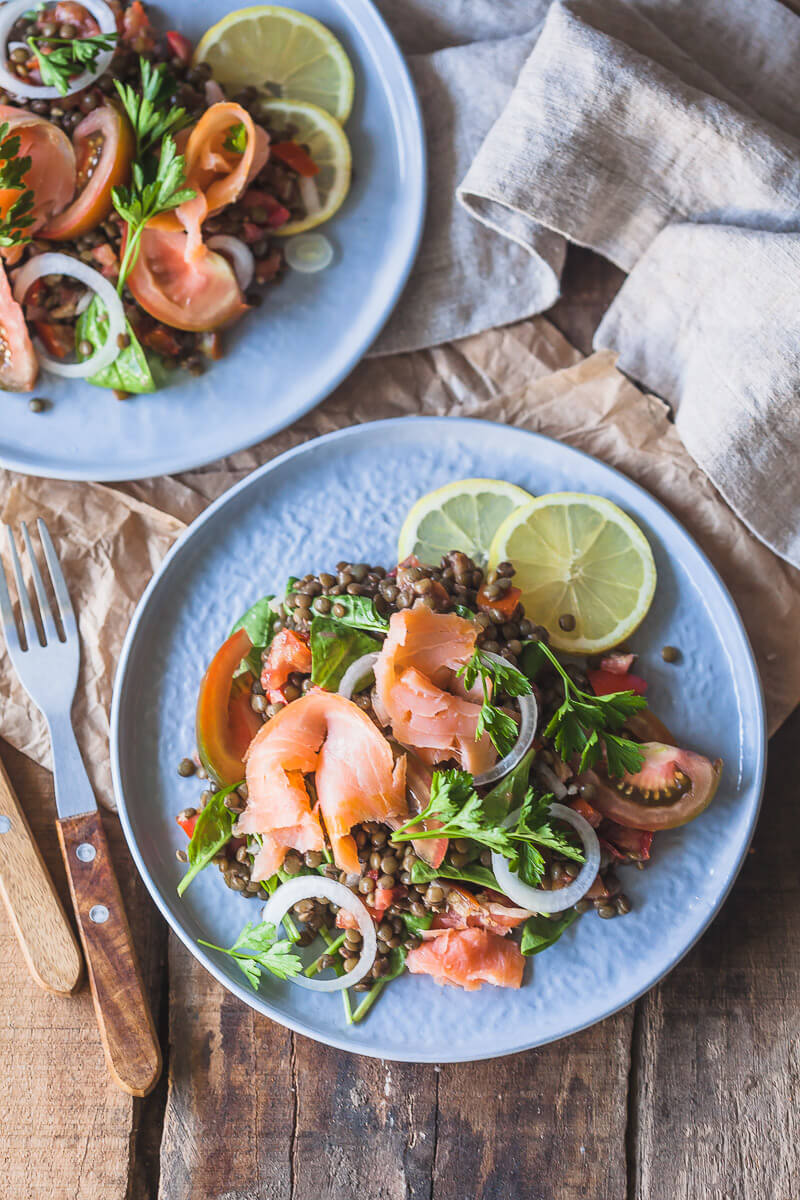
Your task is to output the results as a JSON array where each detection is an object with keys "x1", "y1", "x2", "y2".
[
  {"x1": 456, "y1": 0, "x2": 800, "y2": 567},
  {"x1": 2, "y1": 317, "x2": 799, "y2": 809}
]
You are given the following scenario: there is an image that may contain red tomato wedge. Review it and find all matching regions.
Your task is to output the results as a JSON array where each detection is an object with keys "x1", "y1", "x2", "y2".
[
  {"x1": 176, "y1": 812, "x2": 198, "y2": 839},
  {"x1": 166, "y1": 30, "x2": 193, "y2": 65},
  {"x1": 0, "y1": 107, "x2": 75, "y2": 233},
  {"x1": 125, "y1": 226, "x2": 248, "y2": 332},
  {"x1": 0, "y1": 259, "x2": 37, "y2": 392},
  {"x1": 587, "y1": 668, "x2": 648, "y2": 696},
  {"x1": 43, "y1": 104, "x2": 134, "y2": 240},
  {"x1": 149, "y1": 104, "x2": 270, "y2": 252},
  {"x1": 270, "y1": 141, "x2": 318, "y2": 177},
  {"x1": 196, "y1": 627, "x2": 264, "y2": 787}
]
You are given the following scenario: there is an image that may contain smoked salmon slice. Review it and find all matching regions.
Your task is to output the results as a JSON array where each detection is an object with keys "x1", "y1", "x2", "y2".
[
  {"x1": 261, "y1": 629, "x2": 312, "y2": 704},
  {"x1": 374, "y1": 607, "x2": 496, "y2": 776},
  {"x1": 237, "y1": 690, "x2": 407, "y2": 880},
  {"x1": 406, "y1": 927, "x2": 525, "y2": 991}
]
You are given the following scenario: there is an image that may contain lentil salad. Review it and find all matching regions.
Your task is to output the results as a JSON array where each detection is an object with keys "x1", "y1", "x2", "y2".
[
  {"x1": 175, "y1": 495, "x2": 723, "y2": 1024},
  {"x1": 0, "y1": 1, "x2": 350, "y2": 402}
]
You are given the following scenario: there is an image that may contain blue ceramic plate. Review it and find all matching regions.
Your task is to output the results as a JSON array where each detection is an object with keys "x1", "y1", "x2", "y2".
[
  {"x1": 0, "y1": 2, "x2": 424, "y2": 481},
  {"x1": 111, "y1": 419, "x2": 766, "y2": 1062}
]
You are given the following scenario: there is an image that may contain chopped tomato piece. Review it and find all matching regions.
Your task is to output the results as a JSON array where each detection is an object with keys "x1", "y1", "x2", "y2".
[
  {"x1": 121, "y1": 0, "x2": 154, "y2": 49},
  {"x1": 176, "y1": 812, "x2": 198, "y2": 839},
  {"x1": 477, "y1": 583, "x2": 522, "y2": 619},
  {"x1": 33, "y1": 321, "x2": 73, "y2": 360},
  {"x1": 166, "y1": 30, "x2": 193, "y2": 65},
  {"x1": 196, "y1": 627, "x2": 264, "y2": 786},
  {"x1": 600, "y1": 652, "x2": 635, "y2": 675},
  {"x1": 372, "y1": 886, "x2": 406, "y2": 920},
  {"x1": 270, "y1": 141, "x2": 319, "y2": 177},
  {"x1": 242, "y1": 189, "x2": 291, "y2": 228},
  {"x1": 261, "y1": 629, "x2": 312, "y2": 704},
  {"x1": 47, "y1": 3, "x2": 99, "y2": 35},
  {"x1": 587, "y1": 668, "x2": 648, "y2": 697},
  {"x1": 125, "y1": 226, "x2": 247, "y2": 332},
  {"x1": 601, "y1": 821, "x2": 653, "y2": 861},
  {"x1": 43, "y1": 104, "x2": 134, "y2": 241},
  {"x1": 139, "y1": 325, "x2": 182, "y2": 358},
  {"x1": 569, "y1": 796, "x2": 602, "y2": 828},
  {"x1": 0, "y1": 259, "x2": 37, "y2": 391}
]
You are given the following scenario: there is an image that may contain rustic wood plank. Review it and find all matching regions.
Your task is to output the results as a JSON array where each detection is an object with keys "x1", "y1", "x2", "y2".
[
  {"x1": 0, "y1": 738, "x2": 166, "y2": 1200},
  {"x1": 629, "y1": 706, "x2": 800, "y2": 1200},
  {"x1": 433, "y1": 1012, "x2": 633, "y2": 1200}
]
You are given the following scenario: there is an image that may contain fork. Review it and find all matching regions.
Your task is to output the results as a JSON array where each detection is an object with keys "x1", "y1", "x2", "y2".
[{"x1": 0, "y1": 519, "x2": 162, "y2": 1098}]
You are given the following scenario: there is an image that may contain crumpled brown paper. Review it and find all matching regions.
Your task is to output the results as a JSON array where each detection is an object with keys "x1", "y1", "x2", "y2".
[{"x1": 2, "y1": 316, "x2": 798, "y2": 810}]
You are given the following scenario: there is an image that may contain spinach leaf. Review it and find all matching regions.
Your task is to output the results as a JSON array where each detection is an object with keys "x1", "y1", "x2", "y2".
[
  {"x1": 177, "y1": 781, "x2": 240, "y2": 896},
  {"x1": 400, "y1": 910, "x2": 434, "y2": 936},
  {"x1": 454, "y1": 604, "x2": 477, "y2": 619},
  {"x1": 520, "y1": 909, "x2": 579, "y2": 956},
  {"x1": 319, "y1": 594, "x2": 389, "y2": 633},
  {"x1": 230, "y1": 594, "x2": 278, "y2": 675},
  {"x1": 75, "y1": 295, "x2": 157, "y2": 393},
  {"x1": 383, "y1": 944, "x2": 408, "y2": 981},
  {"x1": 310, "y1": 615, "x2": 381, "y2": 690},
  {"x1": 410, "y1": 857, "x2": 500, "y2": 892},
  {"x1": 481, "y1": 747, "x2": 535, "y2": 826}
]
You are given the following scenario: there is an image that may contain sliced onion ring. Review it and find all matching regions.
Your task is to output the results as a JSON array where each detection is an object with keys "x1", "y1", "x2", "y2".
[
  {"x1": 0, "y1": 0, "x2": 116, "y2": 100},
  {"x1": 535, "y1": 760, "x2": 568, "y2": 800},
  {"x1": 13, "y1": 252, "x2": 125, "y2": 378},
  {"x1": 286, "y1": 233, "x2": 334, "y2": 273},
  {"x1": 261, "y1": 876, "x2": 376, "y2": 992},
  {"x1": 338, "y1": 651, "x2": 379, "y2": 700},
  {"x1": 472, "y1": 651, "x2": 538, "y2": 787},
  {"x1": 207, "y1": 235, "x2": 254, "y2": 291},
  {"x1": 491, "y1": 802, "x2": 600, "y2": 913}
]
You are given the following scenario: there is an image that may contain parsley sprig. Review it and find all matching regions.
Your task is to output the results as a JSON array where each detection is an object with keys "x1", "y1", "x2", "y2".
[
  {"x1": 199, "y1": 921, "x2": 302, "y2": 988},
  {"x1": 457, "y1": 649, "x2": 532, "y2": 756},
  {"x1": 391, "y1": 768, "x2": 583, "y2": 887},
  {"x1": 114, "y1": 57, "x2": 193, "y2": 159},
  {"x1": 224, "y1": 122, "x2": 248, "y2": 154},
  {"x1": 0, "y1": 123, "x2": 34, "y2": 246},
  {"x1": 112, "y1": 132, "x2": 196, "y2": 292},
  {"x1": 529, "y1": 640, "x2": 647, "y2": 777},
  {"x1": 27, "y1": 32, "x2": 118, "y2": 96}
]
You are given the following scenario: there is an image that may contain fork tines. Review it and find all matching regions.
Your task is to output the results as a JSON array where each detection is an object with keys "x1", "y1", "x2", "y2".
[{"x1": 0, "y1": 520, "x2": 75, "y2": 653}]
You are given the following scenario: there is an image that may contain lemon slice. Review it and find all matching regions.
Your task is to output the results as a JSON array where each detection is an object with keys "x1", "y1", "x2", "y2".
[
  {"x1": 194, "y1": 6, "x2": 355, "y2": 122},
  {"x1": 488, "y1": 492, "x2": 657, "y2": 653},
  {"x1": 398, "y1": 479, "x2": 535, "y2": 568},
  {"x1": 258, "y1": 98, "x2": 351, "y2": 234}
]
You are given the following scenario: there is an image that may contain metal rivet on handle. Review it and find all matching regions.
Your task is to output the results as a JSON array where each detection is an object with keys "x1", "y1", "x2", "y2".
[
  {"x1": 0, "y1": 815, "x2": 11, "y2": 834},
  {"x1": 89, "y1": 904, "x2": 109, "y2": 924},
  {"x1": 76, "y1": 842, "x2": 96, "y2": 862}
]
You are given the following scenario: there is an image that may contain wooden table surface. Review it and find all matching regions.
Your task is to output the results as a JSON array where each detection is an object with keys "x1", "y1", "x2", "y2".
[{"x1": 2, "y1": 249, "x2": 799, "y2": 1200}]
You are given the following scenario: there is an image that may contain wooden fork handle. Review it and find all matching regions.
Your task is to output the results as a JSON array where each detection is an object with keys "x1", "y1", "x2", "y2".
[
  {"x1": 0, "y1": 754, "x2": 83, "y2": 995},
  {"x1": 57, "y1": 809, "x2": 162, "y2": 1098}
]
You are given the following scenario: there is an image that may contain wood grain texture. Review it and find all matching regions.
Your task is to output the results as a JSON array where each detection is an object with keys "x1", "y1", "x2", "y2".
[
  {"x1": 0, "y1": 751, "x2": 83, "y2": 994},
  {"x1": 628, "y1": 703, "x2": 800, "y2": 1200},
  {"x1": 57, "y1": 808, "x2": 162, "y2": 1098}
]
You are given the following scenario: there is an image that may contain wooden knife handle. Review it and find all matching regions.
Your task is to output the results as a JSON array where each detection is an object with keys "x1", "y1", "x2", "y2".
[
  {"x1": 0, "y1": 754, "x2": 83, "y2": 995},
  {"x1": 57, "y1": 809, "x2": 162, "y2": 1098}
]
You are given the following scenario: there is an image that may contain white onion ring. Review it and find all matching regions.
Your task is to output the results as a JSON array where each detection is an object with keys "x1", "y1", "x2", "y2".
[
  {"x1": 472, "y1": 651, "x2": 538, "y2": 787},
  {"x1": 286, "y1": 232, "x2": 333, "y2": 274},
  {"x1": 207, "y1": 235, "x2": 254, "y2": 291},
  {"x1": 13, "y1": 252, "x2": 124, "y2": 377},
  {"x1": 535, "y1": 760, "x2": 568, "y2": 800},
  {"x1": 261, "y1": 876, "x2": 376, "y2": 992},
  {"x1": 491, "y1": 802, "x2": 600, "y2": 913},
  {"x1": 0, "y1": 0, "x2": 116, "y2": 100},
  {"x1": 338, "y1": 652, "x2": 379, "y2": 701},
  {"x1": 299, "y1": 175, "x2": 322, "y2": 216}
]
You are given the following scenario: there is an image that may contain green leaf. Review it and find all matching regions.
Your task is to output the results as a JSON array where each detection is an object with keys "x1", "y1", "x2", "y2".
[
  {"x1": 224, "y1": 122, "x2": 248, "y2": 154},
  {"x1": 314, "y1": 594, "x2": 389, "y2": 633},
  {"x1": 199, "y1": 920, "x2": 303, "y2": 985},
  {"x1": 75, "y1": 296, "x2": 157, "y2": 394},
  {"x1": 309, "y1": 615, "x2": 381, "y2": 691},
  {"x1": 177, "y1": 782, "x2": 240, "y2": 896},
  {"x1": 453, "y1": 604, "x2": 476, "y2": 619},
  {"x1": 520, "y1": 910, "x2": 579, "y2": 957},
  {"x1": 400, "y1": 910, "x2": 434, "y2": 936},
  {"x1": 410, "y1": 858, "x2": 501, "y2": 891},
  {"x1": 481, "y1": 747, "x2": 535, "y2": 826},
  {"x1": 230, "y1": 595, "x2": 278, "y2": 676},
  {"x1": 457, "y1": 647, "x2": 531, "y2": 755},
  {"x1": 28, "y1": 33, "x2": 117, "y2": 96}
]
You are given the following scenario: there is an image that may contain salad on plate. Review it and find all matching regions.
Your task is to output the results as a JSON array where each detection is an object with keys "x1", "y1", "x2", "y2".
[
  {"x1": 175, "y1": 479, "x2": 723, "y2": 1025},
  {"x1": 0, "y1": 1, "x2": 353, "y2": 403}
]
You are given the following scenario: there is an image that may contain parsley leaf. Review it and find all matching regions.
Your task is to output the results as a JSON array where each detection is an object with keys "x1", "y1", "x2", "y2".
[
  {"x1": 27, "y1": 32, "x2": 117, "y2": 96},
  {"x1": 199, "y1": 921, "x2": 303, "y2": 986},
  {"x1": 457, "y1": 648, "x2": 532, "y2": 756},
  {"x1": 114, "y1": 57, "x2": 192, "y2": 159},
  {"x1": 0, "y1": 125, "x2": 35, "y2": 246},
  {"x1": 528, "y1": 640, "x2": 647, "y2": 778},
  {"x1": 224, "y1": 122, "x2": 248, "y2": 154}
]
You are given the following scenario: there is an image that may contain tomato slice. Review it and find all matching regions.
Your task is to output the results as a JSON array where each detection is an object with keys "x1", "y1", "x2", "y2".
[
  {"x1": 270, "y1": 141, "x2": 319, "y2": 177},
  {"x1": 0, "y1": 259, "x2": 37, "y2": 392},
  {"x1": 125, "y1": 226, "x2": 247, "y2": 332},
  {"x1": 196, "y1": 627, "x2": 264, "y2": 786},
  {"x1": 0, "y1": 107, "x2": 75, "y2": 233},
  {"x1": 578, "y1": 744, "x2": 723, "y2": 831},
  {"x1": 43, "y1": 104, "x2": 134, "y2": 241},
  {"x1": 166, "y1": 30, "x2": 193, "y2": 65},
  {"x1": 587, "y1": 668, "x2": 648, "y2": 696},
  {"x1": 477, "y1": 583, "x2": 522, "y2": 620},
  {"x1": 176, "y1": 812, "x2": 198, "y2": 838}
]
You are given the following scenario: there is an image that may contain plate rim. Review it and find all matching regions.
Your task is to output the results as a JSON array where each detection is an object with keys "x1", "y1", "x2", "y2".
[
  {"x1": 0, "y1": 0, "x2": 427, "y2": 483},
  {"x1": 110, "y1": 416, "x2": 767, "y2": 1062}
]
